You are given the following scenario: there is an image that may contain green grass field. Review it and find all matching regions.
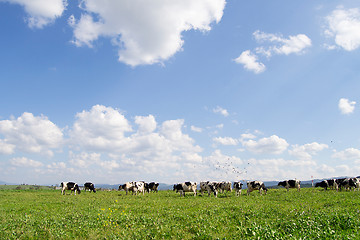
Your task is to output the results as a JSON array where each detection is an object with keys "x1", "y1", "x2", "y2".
[{"x1": 1, "y1": 187, "x2": 360, "y2": 239}]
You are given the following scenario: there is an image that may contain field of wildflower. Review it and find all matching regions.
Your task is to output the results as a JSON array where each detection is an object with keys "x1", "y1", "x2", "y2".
[{"x1": 1, "y1": 187, "x2": 360, "y2": 239}]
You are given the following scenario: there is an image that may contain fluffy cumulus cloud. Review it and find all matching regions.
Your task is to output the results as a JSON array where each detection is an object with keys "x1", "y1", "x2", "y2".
[
  {"x1": 338, "y1": 98, "x2": 356, "y2": 115},
  {"x1": 0, "y1": 139, "x2": 15, "y2": 155},
  {"x1": 233, "y1": 50, "x2": 266, "y2": 74},
  {"x1": 69, "y1": 0, "x2": 226, "y2": 66},
  {"x1": 289, "y1": 142, "x2": 328, "y2": 160},
  {"x1": 325, "y1": 7, "x2": 360, "y2": 51},
  {"x1": 0, "y1": 112, "x2": 63, "y2": 157},
  {"x1": 242, "y1": 135, "x2": 289, "y2": 155},
  {"x1": 332, "y1": 148, "x2": 360, "y2": 161},
  {"x1": 67, "y1": 105, "x2": 203, "y2": 181},
  {"x1": 2, "y1": 105, "x2": 358, "y2": 184},
  {"x1": 1, "y1": 0, "x2": 67, "y2": 28},
  {"x1": 69, "y1": 105, "x2": 132, "y2": 152},
  {"x1": 10, "y1": 157, "x2": 43, "y2": 168}
]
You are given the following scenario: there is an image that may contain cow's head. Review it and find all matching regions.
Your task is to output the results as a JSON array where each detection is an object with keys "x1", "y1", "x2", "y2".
[{"x1": 75, "y1": 184, "x2": 81, "y2": 194}]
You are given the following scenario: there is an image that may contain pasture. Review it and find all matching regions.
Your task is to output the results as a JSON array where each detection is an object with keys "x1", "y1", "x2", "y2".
[{"x1": 1, "y1": 187, "x2": 360, "y2": 239}]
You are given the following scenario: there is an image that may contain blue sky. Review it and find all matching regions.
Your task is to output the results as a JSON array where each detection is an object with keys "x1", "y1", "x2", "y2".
[{"x1": 1, "y1": 0, "x2": 360, "y2": 185}]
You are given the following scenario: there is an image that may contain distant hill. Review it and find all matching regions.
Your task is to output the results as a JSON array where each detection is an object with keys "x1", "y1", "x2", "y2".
[{"x1": 0, "y1": 180, "x2": 18, "y2": 185}]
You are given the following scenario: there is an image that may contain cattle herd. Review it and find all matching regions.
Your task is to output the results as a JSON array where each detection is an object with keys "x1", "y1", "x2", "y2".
[{"x1": 60, "y1": 177, "x2": 360, "y2": 197}]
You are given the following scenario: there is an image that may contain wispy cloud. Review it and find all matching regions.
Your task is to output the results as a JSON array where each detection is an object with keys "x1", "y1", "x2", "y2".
[
  {"x1": 235, "y1": 30, "x2": 311, "y2": 74},
  {"x1": 213, "y1": 106, "x2": 229, "y2": 117}
]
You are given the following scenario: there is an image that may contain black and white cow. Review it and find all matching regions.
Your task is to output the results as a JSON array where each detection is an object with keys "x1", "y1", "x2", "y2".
[
  {"x1": 133, "y1": 181, "x2": 145, "y2": 195},
  {"x1": 145, "y1": 182, "x2": 159, "y2": 193},
  {"x1": 315, "y1": 180, "x2": 329, "y2": 190},
  {"x1": 200, "y1": 181, "x2": 219, "y2": 197},
  {"x1": 61, "y1": 182, "x2": 81, "y2": 195},
  {"x1": 119, "y1": 181, "x2": 145, "y2": 195},
  {"x1": 173, "y1": 182, "x2": 197, "y2": 196},
  {"x1": 277, "y1": 179, "x2": 301, "y2": 192},
  {"x1": 84, "y1": 182, "x2": 96, "y2": 193},
  {"x1": 218, "y1": 181, "x2": 232, "y2": 194},
  {"x1": 247, "y1": 181, "x2": 267, "y2": 195},
  {"x1": 326, "y1": 179, "x2": 338, "y2": 191},
  {"x1": 118, "y1": 182, "x2": 133, "y2": 195},
  {"x1": 338, "y1": 178, "x2": 358, "y2": 191},
  {"x1": 233, "y1": 181, "x2": 243, "y2": 196}
]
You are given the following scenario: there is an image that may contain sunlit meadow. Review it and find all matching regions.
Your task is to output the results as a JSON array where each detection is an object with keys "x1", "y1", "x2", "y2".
[{"x1": 1, "y1": 187, "x2": 360, "y2": 239}]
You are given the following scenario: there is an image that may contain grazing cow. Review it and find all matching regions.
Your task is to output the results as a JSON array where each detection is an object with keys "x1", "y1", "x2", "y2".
[
  {"x1": 338, "y1": 178, "x2": 358, "y2": 191},
  {"x1": 326, "y1": 179, "x2": 338, "y2": 191},
  {"x1": 247, "y1": 181, "x2": 267, "y2": 195},
  {"x1": 119, "y1": 181, "x2": 145, "y2": 195},
  {"x1": 84, "y1": 182, "x2": 96, "y2": 193},
  {"x1": 132, "y1": 181, "x2": 145, "y2": 195},
  {"x1": 335, "y1": 178, "x2": 346, "y2": 190},
  {"x1": 218, "y1": 181, "x2": 232, "y2": 194},
  {"x1": 200, "y1": 181, "x2": 219, "y2": 197},
  {"x1": 277, "y1": 179, "x2": 301, "y2": 192},
  {"x1": 145, "y1": 182, "x2": 159, "y2": 193},
  {"x1": 315, "y1": 180, "x2": 329, "y2": 190},
  {"x1": 353, "y1": 178, "x2": 360, "y2": 190},
  {"x1": 61, "y1": 182, "x2": 81, "y2": 195},
  {"x1": 173, "y1": 182, "x2": 197, "y2": 196},
  {"x1": 118, "y1": 182, "x2": 134, "y2": 195},
  {"x1": 233, "y1": 181, "x2": 243, "y2": 196}
]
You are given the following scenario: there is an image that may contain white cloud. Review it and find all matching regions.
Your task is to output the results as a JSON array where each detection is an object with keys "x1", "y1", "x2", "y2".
[
  {"x1": 69, "y1": 105, "x2": 132, "y2": 152},
  {"x1": 253, "y1": 30, "x2": 312, "y2": 56},
  {"x1": 235, "y1": 31, "x2": 311, "y2": 74},
  {"x1": 47, "y1": 161, "x2": 66, "y2": 169},
  {"x1": 134, "y1": 115, "x2": 157, "y2": 134},
  {"x1": 213, "y1": 106, "x2": 229, "y2": 117},
  {"x1": 190, "y1": 125, "x2": 203, "y2": 133},
  {"x1": 332, "y1": 148, "x2": 360, "y2": 161},
  {"x1": 0, "y1": 112, "x2": 63, "y2": 156},
  {"x1": 325, "y1": 7, "x2": 360, "y2": 51},
  {"x1": 318, "y1": 164, "x2": 336, "y2": 174},
  {"x1": 289, "y1": 142, "x2": 328, "y2": 160},
  {"x1": 233, "y1": 50, "x2": 266, "y2": 74},
  {"x1": 68, "y1": 105, "x2": 202, "y2": 181},
  {"x1": 69, "y1": 151, "x2": 101, "y2": 168},
  {"x1": 70, "y1": 0, "x2": 226, "y2": 66},
  {"x1": 0, "y1": 139, "x2": 15, "y2": 155},
  {"x1": 1, "y1": 0, "x2": 67, "y2": 28},
  {"x1": 216, "y1": 124, "x2": 224, "y2": 129},
  {"x1": 10, "y1": 157, "x2": 43, "y2": 168},
  {"x1": 338, "y1": 98, "x2": 356, "y2": 115},
  {"x1": 240, "y1": 133, "x2": 257, "y2": 141},
  {"x1": 242, "y1": 135, "x2": 289, "y2": 155},
  {"x1": 213, "y1": 137, "x2": 238, "y2": 146}
]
